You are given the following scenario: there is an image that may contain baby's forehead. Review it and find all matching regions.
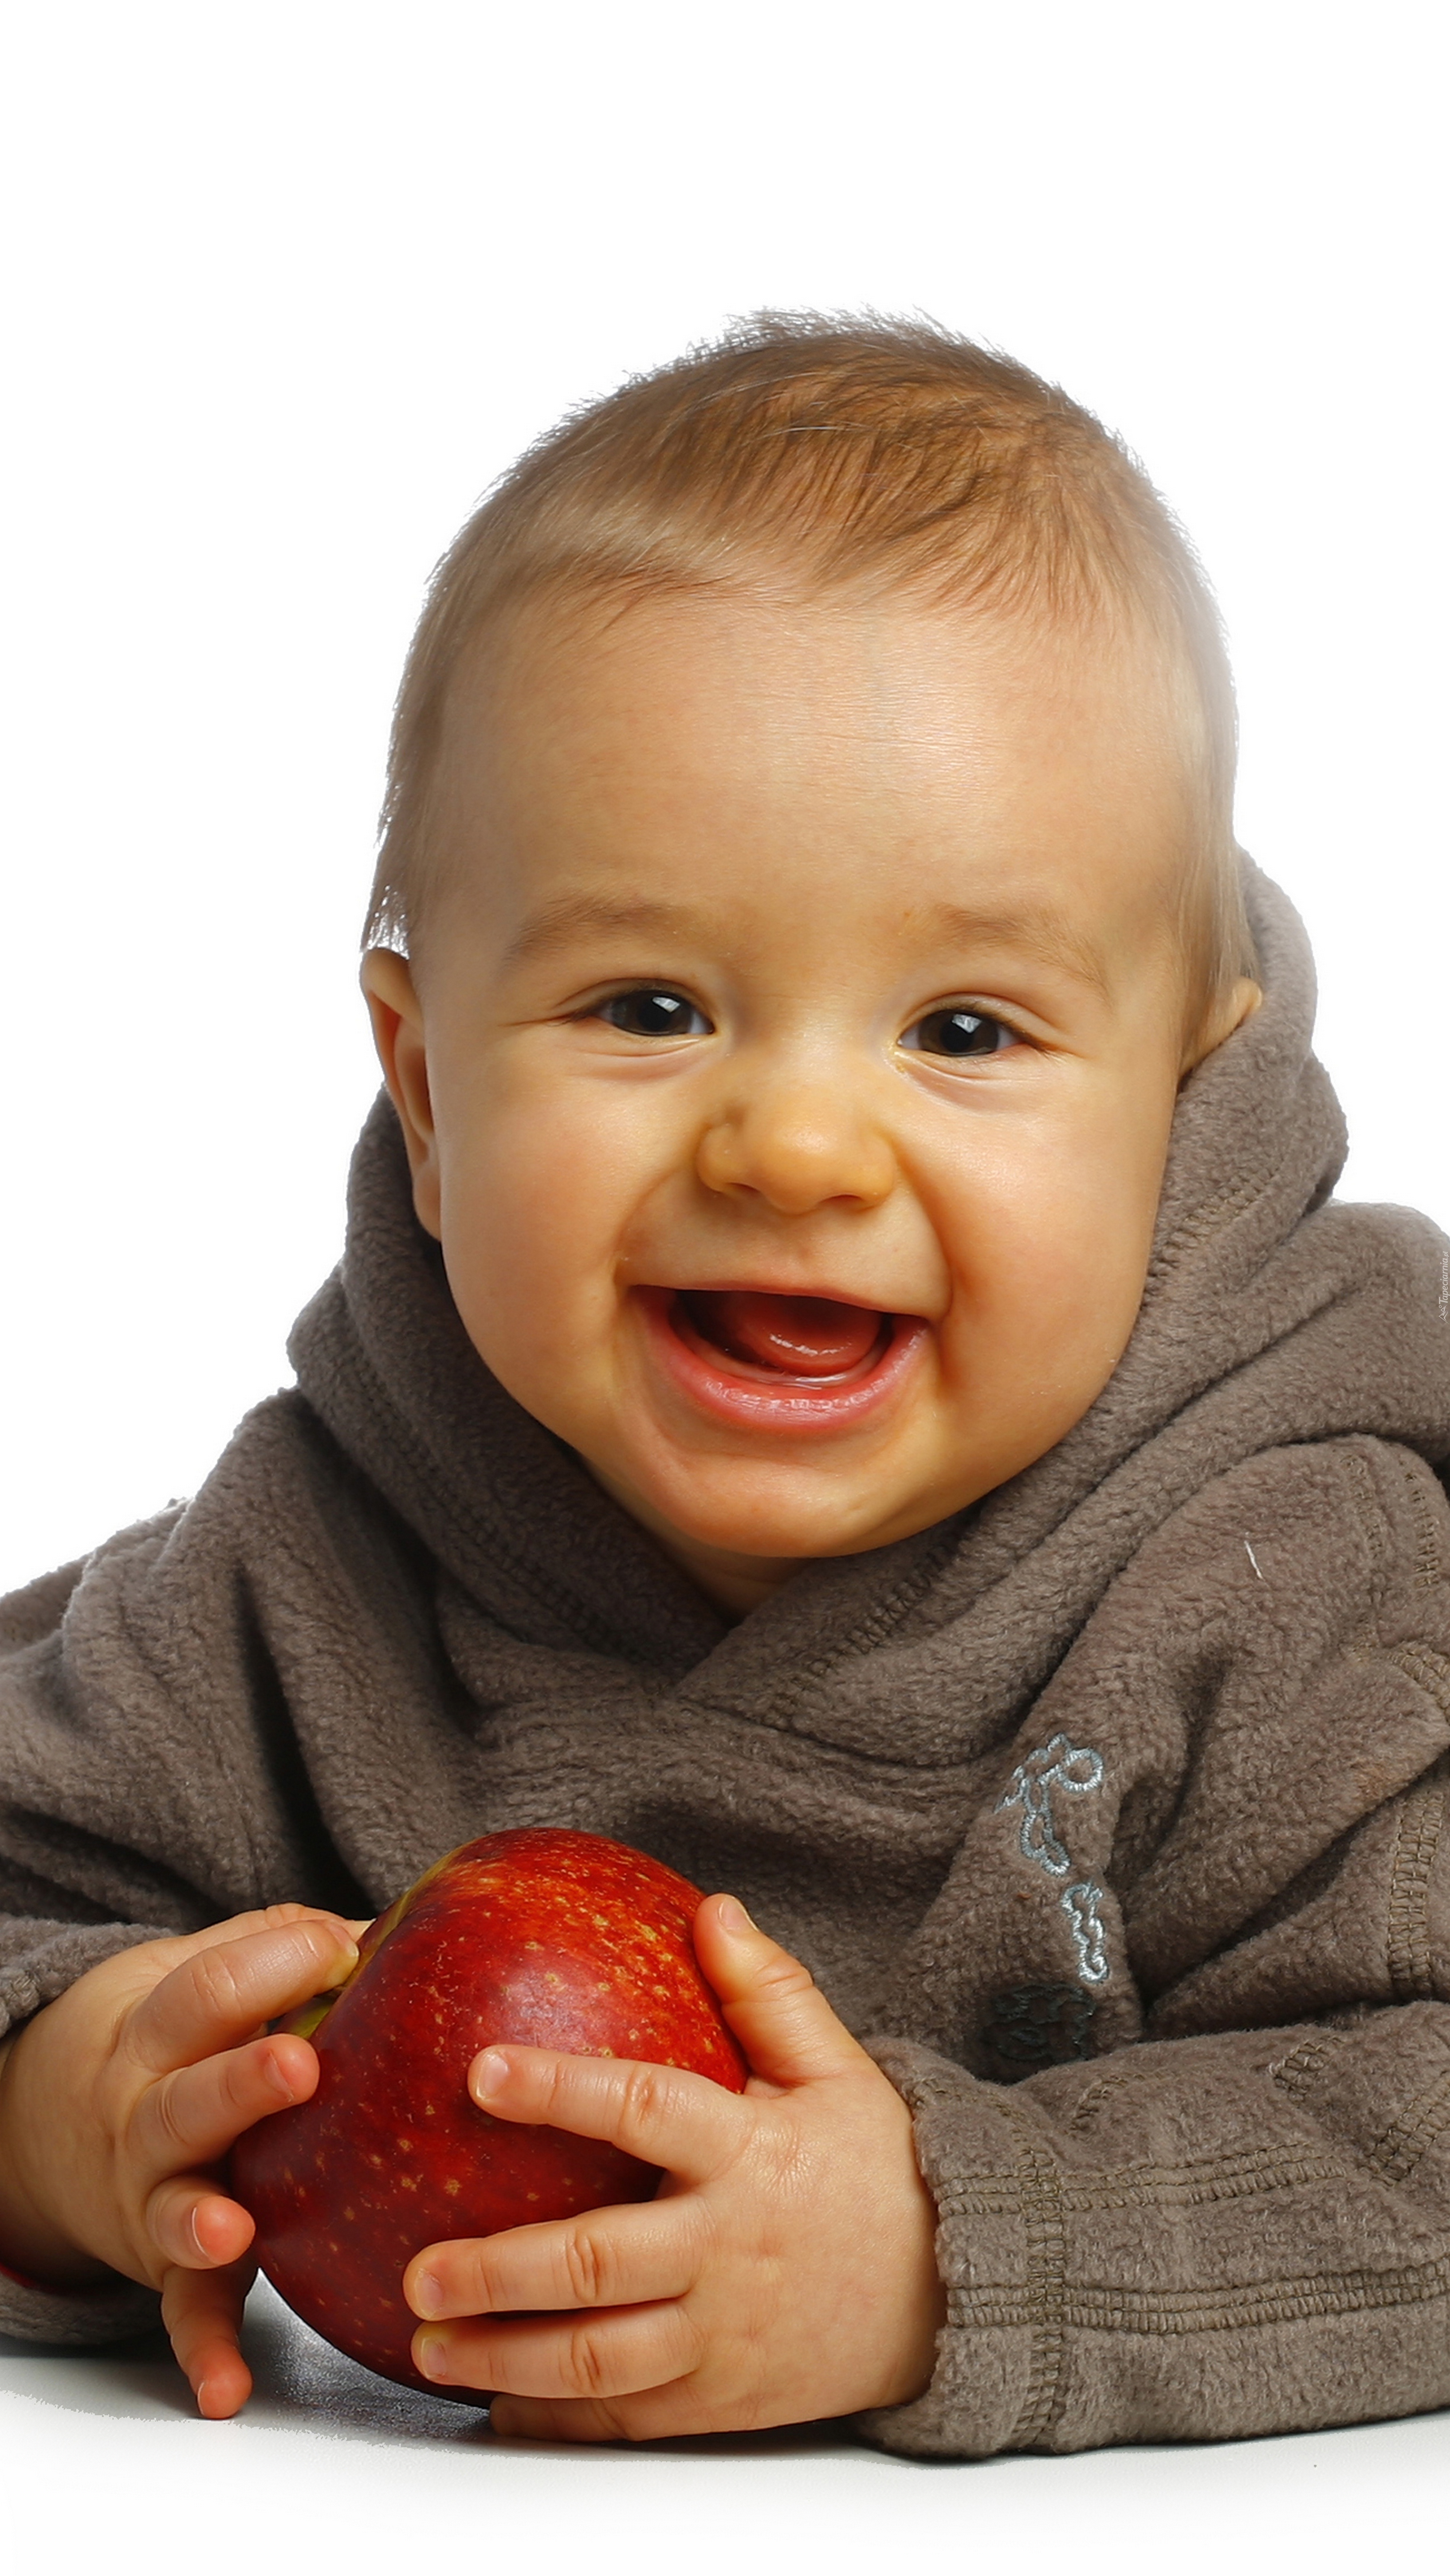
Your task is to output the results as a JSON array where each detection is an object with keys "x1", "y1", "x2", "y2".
[
  {"x1": 412, "y1": 590, "x2": 1206, "y2": 1035},
  {"x1": 448, "y1": 576, "x2": 1202, "y2": 801},
  {"x1": 436, "y1": 675, "x2": 1188, "y2": 1041}
]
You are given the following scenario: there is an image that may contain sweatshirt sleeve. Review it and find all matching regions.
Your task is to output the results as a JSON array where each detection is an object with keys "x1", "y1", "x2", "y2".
[
  {"x1": 0, "y1": 1527, "x2": 247, "y2": 2346},
  {"x1": 0, "y1": 1533, "x2": 217, "y2": 2034},
  {"x1": 859, "y1": 1435, "x2": 1450, "y2": 2458},
  {"x1": 862, "y1": 1995, "x2": 1450, "y2": 2457},
  {"x1": 0, "y1": 1395, "x2": 392, "y2": 2045},
  {"x1": 0, "y1": 1401, "x2": 384, "y2": 2347}
]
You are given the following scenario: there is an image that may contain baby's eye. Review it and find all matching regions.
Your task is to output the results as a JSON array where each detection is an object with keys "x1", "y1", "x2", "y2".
[
  {"x1": 595, "y1": 988, "x2": 713, "y2": 1039},
  {"x1": 900, "y1": 1006, "x2": 1017, "y2": 1060}
]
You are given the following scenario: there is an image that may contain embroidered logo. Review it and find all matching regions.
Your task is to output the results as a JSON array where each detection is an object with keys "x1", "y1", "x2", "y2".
[
  {"x1": 1061, "y1": 1880, "x2": 1109, "y2": 1984},
  {"x1": 997, "y1": 1733, "x2": 1112, "y2": 1995},
  {"x1": 997, "y1": 1734, "x2": 1104, "y2": 1877}
]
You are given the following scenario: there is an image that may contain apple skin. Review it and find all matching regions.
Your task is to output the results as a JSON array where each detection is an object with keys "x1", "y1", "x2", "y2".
[{"x1": 229, "y1": 1828, "x2": 747, "y2": 2392}]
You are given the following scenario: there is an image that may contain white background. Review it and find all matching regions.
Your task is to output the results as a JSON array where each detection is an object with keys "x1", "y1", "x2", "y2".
[
  {"x1": 2, "y1": 8, "x2": 1449, "y2": 2554},
  {"x1": 0, "y1": 4, "x2": 1445, "y2": 1596}
]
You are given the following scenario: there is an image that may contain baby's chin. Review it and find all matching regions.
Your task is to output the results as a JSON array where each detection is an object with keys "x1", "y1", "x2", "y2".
[{"x1": 582, "y1": 1440, "x2": 975, "y2": 1576}]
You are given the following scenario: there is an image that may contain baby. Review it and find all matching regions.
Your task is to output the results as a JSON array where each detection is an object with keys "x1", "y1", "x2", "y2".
[{"x1": 1, "y1": 318, "x2": 1449, "y2": 2458}]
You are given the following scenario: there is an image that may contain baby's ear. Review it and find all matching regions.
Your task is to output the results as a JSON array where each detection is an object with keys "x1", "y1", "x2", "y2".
[
  {"x1": 1183, "y1": 974, "x2": 1262, "y2": 1076},
  {"x1": 360, "y1": 950, "x2": 443, "y2": 1238}
]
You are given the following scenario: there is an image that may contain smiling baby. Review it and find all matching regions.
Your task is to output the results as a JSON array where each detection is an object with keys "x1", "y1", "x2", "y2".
[{"x1": 1, "y1": 318, "x2": 1448, "y2": 2457}]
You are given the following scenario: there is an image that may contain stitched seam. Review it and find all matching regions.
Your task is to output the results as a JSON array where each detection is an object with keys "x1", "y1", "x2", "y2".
[
  {"x1": 1386, "y1": 1767, "x2": 1446, "y2": 2001},
  {"x1": 1399, "y1": 1454, "x2": 1446, "y2": 1594},
  {"x1": 940, "y1": 2146, "x2": 1345, "y2": 2218},
  {"x1": 950, "y1": 2253, "x2": 1450, "y2": 2335},
  {"x1": 1002, "y1": 2133, "x2": 1069, "y2": 2450},
  {"x1": 942, "y1": 2137, "x2": 1349, "y2": 2192},
  {"x1": 1065, "y1": 2065, "x2": 1153, "y2": 2133},
  {"x1": 1365, "y1": 2070, "x2": 1450, "y2": 2184},
  {"x1": 1387, "y1": 1645, "x2": 1450, "y2": 1715},
  {"x1": 1269, "y1": 2033, "x2": 1341, "y2": 2100},
  {"x1": 1343, "y1": 1446, "x2": 1394, "y2": 1603},
  {"x1": 1144, "y1": 1110, "x2": 1317, "y2": 1281}
]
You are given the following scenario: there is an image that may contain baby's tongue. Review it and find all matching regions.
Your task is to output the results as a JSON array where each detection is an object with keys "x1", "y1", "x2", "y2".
[{"x1": 683, "y1": 1290, "x2": 884, "y2": 1377}]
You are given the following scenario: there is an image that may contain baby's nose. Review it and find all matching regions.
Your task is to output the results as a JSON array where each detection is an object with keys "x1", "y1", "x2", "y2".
[{"x1": 695, "y1": 1083, "x2": 896, "y2": 1214}]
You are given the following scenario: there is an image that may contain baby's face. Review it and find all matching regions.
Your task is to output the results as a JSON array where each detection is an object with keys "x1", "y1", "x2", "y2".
[{"x1": 368, "y1": 585, "x2": 1242, "y2": 1612}]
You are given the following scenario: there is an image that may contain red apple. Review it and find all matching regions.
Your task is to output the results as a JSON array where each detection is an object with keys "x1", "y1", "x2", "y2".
[{"x1": 230, "y1": 1828, "x2": 747, "y2": 2390}]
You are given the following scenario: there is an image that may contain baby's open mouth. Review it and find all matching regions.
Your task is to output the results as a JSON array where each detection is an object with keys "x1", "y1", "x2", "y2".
[
  {"x1": 672, "y1": 1289, "x2": 892, "y2": 1384},
  {"x1": 639, "y1": 1285, "x2": 925, "y2": 1433}
]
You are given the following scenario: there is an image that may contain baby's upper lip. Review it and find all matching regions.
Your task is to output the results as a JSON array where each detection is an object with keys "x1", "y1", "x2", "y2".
[{"x1": 645, "y1": 1279, "x2": 919, "y2": 1315}]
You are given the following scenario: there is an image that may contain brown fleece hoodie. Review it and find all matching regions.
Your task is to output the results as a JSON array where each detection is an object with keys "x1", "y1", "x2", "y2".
[{"x1": 3, "y1": 869, "x2": 1450, "y2": 2456}]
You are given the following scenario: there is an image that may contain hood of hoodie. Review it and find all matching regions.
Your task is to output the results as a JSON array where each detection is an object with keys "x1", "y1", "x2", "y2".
[{"x1": 290, "y1": 863, "x2": 1450, "y2": 1757}]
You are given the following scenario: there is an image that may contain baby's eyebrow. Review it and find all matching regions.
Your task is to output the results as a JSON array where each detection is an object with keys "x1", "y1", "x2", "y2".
[
  {"x1": 502, "y1": 892, "x2": 703, "y2": 968},
  {"x1": 918, "y1": 900, "x2": 1112, "y2": 1000},
  {"x1": 503, "y1": 886, "x2": 1113, "y2": 998}
]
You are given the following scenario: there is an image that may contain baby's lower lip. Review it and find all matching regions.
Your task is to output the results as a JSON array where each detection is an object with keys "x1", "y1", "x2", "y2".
[{"x1": 635, "y1": 1288, "x2": 927, "y2": 1435}]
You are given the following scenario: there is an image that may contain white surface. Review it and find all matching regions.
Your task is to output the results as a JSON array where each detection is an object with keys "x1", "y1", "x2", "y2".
[
  {"x1": 2, "y1": 0, "x2": 1447, "y2": 1594},
  {"x1": 1, "y1": 2278, "x2": 1448, "y2": 2576}
]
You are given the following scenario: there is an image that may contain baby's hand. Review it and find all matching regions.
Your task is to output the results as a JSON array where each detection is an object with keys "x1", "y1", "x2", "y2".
[
  {"x1": 0, "y1": 1904, "x2": 360, "y2": 2418},
  {"x1": 402, "y1": 1898, "x2": 944, "y2": 2439}
]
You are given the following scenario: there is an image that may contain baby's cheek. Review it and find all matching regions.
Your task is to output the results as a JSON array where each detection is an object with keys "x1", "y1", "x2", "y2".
[
  {"x1": 436, "y1": 1164, "x2": 633, "y2": 1446},
  {"x1": 934, "y1": 1157, "x2": 1155, "y2": 1427}
]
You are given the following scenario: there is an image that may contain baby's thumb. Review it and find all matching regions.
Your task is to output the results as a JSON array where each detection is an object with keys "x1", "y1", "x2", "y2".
[{"x1": 694, "y1": 1895, "x2": 868, "y2": 2088}]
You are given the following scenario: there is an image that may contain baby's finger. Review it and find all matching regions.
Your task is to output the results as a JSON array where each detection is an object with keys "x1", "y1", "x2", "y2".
[
  {"x1": 693, "y1": 1896, "x2": 869, "y2": 2088},
  {"x1": 468, "y1": 2046, "x2": 747, "y2": 2184},
  {"x1": 146, "y1": 2175, "x2": 257, "y2": 2272},
  {"x1": 405, "y1": 2194, "x2": 704, "y2": 2322},
  {"x1": 127, "y1": 1918, "x2": 359, "y2": 2077},
  {"x1": 122, "y1": 1905, "x2": 363, "y2": 1990},
  {"x1": 132, "y1": 2030, "x2": 319, "y2": 2180},
  {"x1": 414, "y1": 2298, "x2": 703, "y2": 2402},
  {"x1": 161, "y1": 2256, "x2": 255, "y2": 2419},
  {"x1": 176, "y1": 1902, "x2": 363, "y2": 1951}
]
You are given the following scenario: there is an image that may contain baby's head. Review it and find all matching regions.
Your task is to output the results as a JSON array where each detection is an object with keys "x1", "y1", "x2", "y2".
[{"x1": 362, "y1": 317, "x2": 1261, "y2": 1612}]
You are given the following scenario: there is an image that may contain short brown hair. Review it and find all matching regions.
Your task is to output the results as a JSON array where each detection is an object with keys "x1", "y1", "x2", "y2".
[{"x1": 365, "y1": 314, "x2": 1253, "y2": 1016}]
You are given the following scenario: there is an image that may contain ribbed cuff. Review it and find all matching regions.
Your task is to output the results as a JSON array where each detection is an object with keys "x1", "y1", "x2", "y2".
[{"x1": 856, "y1": 2035, "x2": 1043, "y2": 2460}]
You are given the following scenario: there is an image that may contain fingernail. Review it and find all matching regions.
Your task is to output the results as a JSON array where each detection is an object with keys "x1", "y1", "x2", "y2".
[
  {"x1": 262, "y1": 2051, "x2": 298, "y2": 2101},
  {"x1": 471, "y1": 2049, "x2": 509, "y2": 2102},
  {"x1": 416, "y1": 2333, "x2": 448, "y2": 2382},
  {"x1": 717, "y1": 1894, "x2": 755, "y2": 1933},
  {"x1": 412, "y1": 2268, "x2": 443, "y2": 2318}
]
